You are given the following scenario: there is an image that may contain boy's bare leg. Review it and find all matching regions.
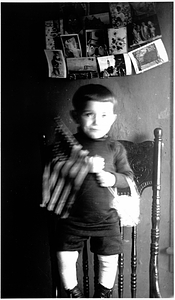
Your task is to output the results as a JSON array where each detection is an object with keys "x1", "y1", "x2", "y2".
[
  {"x1": 98, "y1": 254, "x2": 118, "y2": 288},
  {"x1": 57, "y1": 251, "x2": 79, "y2": 290},
  {"x1": 94, "y1": 254, "x2": 118, "y2": 297}
]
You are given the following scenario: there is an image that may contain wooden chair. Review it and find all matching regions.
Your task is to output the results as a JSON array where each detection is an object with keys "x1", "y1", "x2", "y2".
[
  {"x1": 41, "y1": 127, "x2": 163, "y2": 298},
  {"x1": 82, "y1": 128, "x2": 163, "y2": 298}
]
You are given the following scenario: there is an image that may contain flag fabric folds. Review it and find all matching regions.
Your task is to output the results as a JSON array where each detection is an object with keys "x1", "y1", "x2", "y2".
[{"x1": 41, "y1": 145, "x2": 90, "y2": 218}]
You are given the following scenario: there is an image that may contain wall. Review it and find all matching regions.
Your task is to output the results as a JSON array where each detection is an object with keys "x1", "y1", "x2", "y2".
[{"x1": 2, "y1": 2, "x2": 173, "y2": 298}]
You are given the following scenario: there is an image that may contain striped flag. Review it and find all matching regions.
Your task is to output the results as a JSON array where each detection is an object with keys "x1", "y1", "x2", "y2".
[{"x1": 41, "y1": 145, "x2": 90, "y2": 218}]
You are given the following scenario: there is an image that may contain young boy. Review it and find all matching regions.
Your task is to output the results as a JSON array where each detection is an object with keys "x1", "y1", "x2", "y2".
[{"x1": 55, "y1": 84, "x2": 133, "y2": 297}]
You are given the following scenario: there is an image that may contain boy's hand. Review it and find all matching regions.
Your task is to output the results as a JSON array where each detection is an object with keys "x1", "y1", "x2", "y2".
[
  {"x1": 96, "y1": 170, "x2": 116, "y2": 187},
  {"x1": 88, "y1": 156, "x2": 105, "y2": 173}
]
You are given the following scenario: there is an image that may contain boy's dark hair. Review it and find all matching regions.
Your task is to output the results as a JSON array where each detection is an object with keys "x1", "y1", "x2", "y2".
[{"x1": 72, "y1": 84, "x2": 117, "y2": 112}]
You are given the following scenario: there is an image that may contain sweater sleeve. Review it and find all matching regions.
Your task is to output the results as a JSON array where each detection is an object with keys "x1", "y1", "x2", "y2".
[{"x1": 111, "y1": 142, "x2": 134, "y2": 188}]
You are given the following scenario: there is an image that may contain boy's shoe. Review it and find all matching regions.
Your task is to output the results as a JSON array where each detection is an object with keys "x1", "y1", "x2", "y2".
[
  {"x1": 94, "y1": 283, "x2": 113, "y2": 298},
  {"x1": 66, "y1": 285, "x2": 84, "y2": 298}
]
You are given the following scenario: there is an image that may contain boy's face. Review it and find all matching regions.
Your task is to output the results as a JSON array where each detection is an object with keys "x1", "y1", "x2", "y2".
[{"x1": 74, "y1": 101, "x2": 117, "y2": 139}]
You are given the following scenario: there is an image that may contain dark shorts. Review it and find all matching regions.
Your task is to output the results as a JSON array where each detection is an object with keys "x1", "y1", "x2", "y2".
[{"x1": 56, "y1": 232, "x2": 123, "y2": 255}]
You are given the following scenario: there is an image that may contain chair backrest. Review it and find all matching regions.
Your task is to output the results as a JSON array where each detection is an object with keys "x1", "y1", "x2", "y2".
[{"x1": 82, "y1": 128, "x2": 163, "y2": 298}]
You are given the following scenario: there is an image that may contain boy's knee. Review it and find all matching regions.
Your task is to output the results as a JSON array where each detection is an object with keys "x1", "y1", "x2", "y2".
[
  {"x1": 57, "y1": 250, "x2": 79, "y2": 266},
  {"x1": 98, "y1": 254, "x2": 118, "y2": 263}
]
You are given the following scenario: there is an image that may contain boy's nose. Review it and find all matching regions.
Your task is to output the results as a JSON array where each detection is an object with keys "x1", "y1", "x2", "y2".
[{"x1": 93, "y1": 114, "x2": 102, "y2": 125}]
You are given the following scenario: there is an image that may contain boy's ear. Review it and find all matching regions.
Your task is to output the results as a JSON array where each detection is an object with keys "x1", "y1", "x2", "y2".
[{"x1": 70, "y1": 110, "x2": 79, "y2": 124}]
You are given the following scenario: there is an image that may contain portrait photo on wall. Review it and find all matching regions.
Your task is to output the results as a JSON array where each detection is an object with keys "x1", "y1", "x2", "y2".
[
  {"x1": 128, "y1": 38, "x2": 168, "y2": 74},
  {"x1": 97, "y1": 54, "x2": 132, "y2": 78},
  {"x1": 62, "y1": 9, "x2": 84, "y2": 35},
  {"x1": 108, "y1": 27, "x2": 128, "y2": 55},
  {"x1": 60, "y1": 34, "x2": 82, "y2": 58},
  {"x1": 127, "y1": 14, "x2": 162, "y2": 50},
  {"x1": 85, "y1": 29, "x2": 108, "y2": 57},
  {"x1": 45, "y1": 20, "x2": 61, "y2": 50},
  {"x1": 44, "y1": 49, "x2": 67, "y2": 78},
  {"x1": 109, "y1": 2, "x2": 132, "y2": 29},
  {"x1": 60, "y1": 2, "x2": 89, "y2": 34}
]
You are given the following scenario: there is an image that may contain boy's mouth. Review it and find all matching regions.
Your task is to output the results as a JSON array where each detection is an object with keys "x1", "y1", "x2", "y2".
[{"x1": 90, "y1": 128, "x2": 100, "y2": 131}]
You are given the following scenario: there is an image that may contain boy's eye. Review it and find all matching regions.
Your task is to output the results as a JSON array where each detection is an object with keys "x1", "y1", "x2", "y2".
[
  {"x1": 83, "y1": 113, "x2": 107, "y2": 118},
  {"x1": 84, "y1": 112, "x2": 94, "y2": 117}
]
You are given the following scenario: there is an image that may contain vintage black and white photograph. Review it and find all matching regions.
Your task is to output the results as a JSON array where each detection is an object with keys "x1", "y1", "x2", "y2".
[
  {"x1": 85, "y1": 29, "x2": 108, "y2": 57},
  {"x1": 109, "y1": 2, "x2": 132, "y2": 28},
  {"x1": 128, "y1": 39, "x2": 168, "y2": 74},
  {"x1": 45, "y1": 20, "x2": 61, "y2": 50},
  {"x1": 1, "y1": 2, "x2": 173, "y2": 299},
  {"x1": 66, "y1": 57, "x2": 97, "y2": 73},
  {"x1": 108, "y1": 27, "x2": 128, "y2": 55},
  {"x1": 66, "y1": 57, "x2": 98, "y2": 79},
  {"x1": 127, "y1": 14, "x2": 162, "y2": 50},
  {"x1": 61, "y1": 6, "x2": 84, "y2": 35},
  {"x1": 44, "y1": 50, "x2": 67, "y2": 78},
  {"x1": 60, "y1": 34, "x2": 82, "y2": 58},
  {"x1": 97, "y1": 54, "x2": 132, "y2": 77}
]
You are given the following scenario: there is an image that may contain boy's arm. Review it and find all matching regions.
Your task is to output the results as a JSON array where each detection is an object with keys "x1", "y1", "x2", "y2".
[
  {"x1": 112, "y1": 142, "x2": 134, "y2": 188},
  {"x1": 96, "y1": 143, "x2": 134, "y2": 188}
]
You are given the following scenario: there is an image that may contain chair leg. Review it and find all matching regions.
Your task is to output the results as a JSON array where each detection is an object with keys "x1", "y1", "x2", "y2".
[
  {"x1": 118, "y1": 225, "x2": 124, "y2": 298},
  {"x1": 131, "y1": 226, "x2": 137, "y2": 298},
  {"x1": 83, "y1": 241, "x2": 89, "y2": 297}
]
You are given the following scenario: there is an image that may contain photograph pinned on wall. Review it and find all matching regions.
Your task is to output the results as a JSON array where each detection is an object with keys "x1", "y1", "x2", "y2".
[
  {"x1": 127, "y1": 14, "x2": 162, "y2": 51},
  {"x1": 45, "y1": 20, "x2": 61, "y2": 50},
  {"x1": 128, "y1": 39, "x2": 168, "y2": 74},
  {"x1": 130, "y1": 2, "x2": 156, "y2": 17},
  {"x1": 60, "y1": 34, "x2": 82, "y2": 58},
  {"x1": 66, "y1": 57, "x2": 98, "y2": 79},
  {"x1": 97, "y1": 54, "x2": 132, "y2": 78},
  {"x1": 44, "y1": 50, "x2": 67, "y2": 78},
  {"x1": 66, "y1": 57, "x2": 98, "y2": 73},
  {"x1": 109, "y1": 2, "x2": 132, "y2": 28},
  {"x1": 83, "y1": 12, "x2": 110, "y2": 30},
  {"x1": 62, "y1": 8, "x2": 84, "y2": 35},
  {"x1": 108, "y1": 27, "x2": 127, "y2": 55},
  {"x1": 85, "y1": 29, "x2": 108, "y2": 57}
]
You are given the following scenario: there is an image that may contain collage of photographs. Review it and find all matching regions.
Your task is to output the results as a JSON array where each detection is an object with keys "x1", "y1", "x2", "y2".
[{"x1": 44, "y1": 2, "x2": 168, "y2": 79}]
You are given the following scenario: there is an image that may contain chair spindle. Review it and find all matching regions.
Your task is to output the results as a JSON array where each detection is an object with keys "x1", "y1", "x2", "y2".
[
  {"x1": 83, "y1": 241, "x2": 89, "y2": 298},
  {"x1": 149, "y1": 128, "x2": 162, "y2": 298},
  {"x1": 131, "y1": 226, "x2": 137, "y2": 298},
  {"x1": 94, "y1": 253, "x2": 99, "y2": 295},
  {"x1": 118, "y1": 225, "x2": 124, "y2": 298}
]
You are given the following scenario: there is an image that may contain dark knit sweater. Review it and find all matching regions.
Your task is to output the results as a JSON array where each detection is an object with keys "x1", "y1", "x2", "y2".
[{"x1": 59, "y1": 130, "x2": 133, "y2": 236}]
